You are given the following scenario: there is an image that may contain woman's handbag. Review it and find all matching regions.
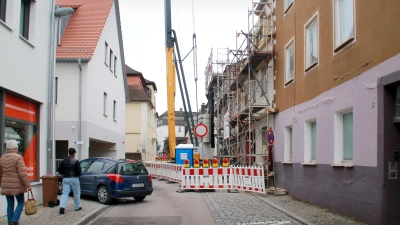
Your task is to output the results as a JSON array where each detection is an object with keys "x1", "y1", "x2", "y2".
[{"x1": 24, "y1": 190, "x2": 38, "y2": 215}]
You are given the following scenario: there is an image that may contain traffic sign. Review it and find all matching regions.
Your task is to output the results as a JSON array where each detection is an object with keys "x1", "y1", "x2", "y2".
[
  {"x1": 194, "y1": 123, "x2": 208, "y2": 139},
  {"x1": 266, "y1": 128, "x2": 275, "y2": 146}
]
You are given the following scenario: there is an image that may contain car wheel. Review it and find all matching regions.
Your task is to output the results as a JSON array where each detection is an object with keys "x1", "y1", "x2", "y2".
[
  {"x1": 57, "y1": 181, "x2": 63, "y2": 195},
  {"x1": 133, "y1": 196, "x2": 146, "y2": 201},
  {"x1": 97, "y1": 186, "x2": 111, "y2": 204}
]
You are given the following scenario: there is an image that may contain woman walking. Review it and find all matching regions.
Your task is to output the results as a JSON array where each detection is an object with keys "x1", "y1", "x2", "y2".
[{"x1": 0, "y1": 139, "x2": 32, "y2": 225}]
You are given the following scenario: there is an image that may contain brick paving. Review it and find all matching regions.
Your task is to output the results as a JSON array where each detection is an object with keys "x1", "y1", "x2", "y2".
[{"x1": 0, "y1": 196, "x2": 108, "y2": 225}]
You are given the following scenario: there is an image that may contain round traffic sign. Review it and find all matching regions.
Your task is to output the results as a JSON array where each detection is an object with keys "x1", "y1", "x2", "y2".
[
  {"x1": 194, "y1": 123, "x2": 208, "y2": 139},
  {"x1": 266, "y1": 128, "x2": 275, "y2": 146}
]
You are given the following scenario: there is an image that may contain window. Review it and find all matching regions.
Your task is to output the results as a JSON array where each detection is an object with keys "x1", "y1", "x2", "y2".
[
  {"x1": 285, "y1": 39, "x2": 295, "y2": 85},
  {"x1": 334, "y1": 0, "x2": 354, "y2": 49},
  {"x1": 103, "y1": 92, "x2": 107, "y2": 116},
  {"x1": 55, "y1": 77, "x2": 58, "y2": 104},
  {"x1": 0, "y1": 0, "x2": 6, "y2": 22},
  {"x1": 305, "y1": 15, "x2": 318, "y2": 70},
  {"x1": 343, "y1": 112, "x2": 353, "y2": 161},
  {"x1": 396, "y1": 86, "x2": 400, "y2": 117},
  {"x1": 20, "y1": 0, "x2": 31, "y2": 39},
  {"x1": 334, "y1": 109, "x2": 353, "y2": 165},
  {"x1": 284, "y1": 126, "x2": 293, "y2": 162},
  {"x1": 113, "y1": 100, "x2": 116, "y2": 121},
  {"x1": 109, "y1": 49, "x2": 113, "y2": 71},
  {"x1": 86, "y1": 161, "x2": 105, "y2": 172},
  {"x1": 114, "y1": 56, "x2": 117, "y2": 75},
  {"x1": 304, "y1": 120, "x2": 317, "y2": 163},
  {"x1": 80, "y1": 160, "x2": 90, "y2": 171},
  {"x1": 104, "y1": 42, "x2": 108, "y2": 66},
  {"x1": 284, "y1": 0, "x2": 294, "y2": 13}
]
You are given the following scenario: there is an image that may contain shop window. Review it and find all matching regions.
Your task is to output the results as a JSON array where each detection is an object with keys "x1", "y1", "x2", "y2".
[{"x1": 4, "y1": 94, "x2": 37, "y2": 181}]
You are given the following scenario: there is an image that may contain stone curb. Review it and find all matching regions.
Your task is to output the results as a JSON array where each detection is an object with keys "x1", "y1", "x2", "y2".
[
  {"x1": 72, "y1": 205, "x2": 110, "y2": 225},
  {"x1": 250, "y1": 193, "x2": 316, "y2": 225}
]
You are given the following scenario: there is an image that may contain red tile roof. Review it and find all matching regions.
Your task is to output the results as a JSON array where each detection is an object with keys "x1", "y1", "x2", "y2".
[{"x1": 56, "y1": 0, "x2": 114, "y2": 59}]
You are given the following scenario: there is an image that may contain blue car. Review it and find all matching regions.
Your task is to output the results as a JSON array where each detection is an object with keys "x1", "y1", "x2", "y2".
[{"x1": 60, "y1": 158, "x2": 153, "y2": 204}]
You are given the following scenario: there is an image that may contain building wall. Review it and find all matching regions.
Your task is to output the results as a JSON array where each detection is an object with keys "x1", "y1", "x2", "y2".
[
  {"x1": 274, "y1": 53, "x2": 400, "y2": 224},
  {"x1": 125, "y1": 102, "x2": 141, "y2": 153},
  {"x1": 274, "y1": 0, "x2": 400, "y2": 112},
  {"x1": 0, "y1": 0, "x2": 53, "y2": 216}
]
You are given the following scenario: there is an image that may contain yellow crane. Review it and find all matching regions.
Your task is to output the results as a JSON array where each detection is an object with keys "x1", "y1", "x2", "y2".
[{"x1": 164, "y1": 0, "x2": 198, "y2": 160}]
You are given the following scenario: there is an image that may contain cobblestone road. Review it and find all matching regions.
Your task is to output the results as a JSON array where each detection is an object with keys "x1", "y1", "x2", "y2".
[
  {"x1": 202, "y1": 190, "x2": 303, "y2": 225},
  {"x1": 201, "y1": 189, "x2": 367, "y2": 225}
]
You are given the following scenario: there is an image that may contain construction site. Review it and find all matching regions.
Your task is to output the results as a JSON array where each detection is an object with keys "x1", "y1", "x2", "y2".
[{"x1": 203, "y1": 0, "x2": 276, "y2": 188}]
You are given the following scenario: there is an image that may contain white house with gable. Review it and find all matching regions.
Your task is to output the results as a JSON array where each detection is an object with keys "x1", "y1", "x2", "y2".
[{"x1": 54, "y1": 0, "x2": 127, "y2": 162}]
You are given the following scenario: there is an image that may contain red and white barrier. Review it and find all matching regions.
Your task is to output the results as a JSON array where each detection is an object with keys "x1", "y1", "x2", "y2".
[
  {"x1": 145, "y1": 162, "x2": 265, "y2": 194},
  {"x1": 232, "y1": 166, "x2": 265, "y2": 194},
  {"x1": 181, "y1": 167, "x2": 234, "y2": 189}
]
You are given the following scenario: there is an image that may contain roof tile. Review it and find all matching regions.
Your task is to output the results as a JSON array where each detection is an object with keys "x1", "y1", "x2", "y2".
[{"x1": 56, "y1": 0, "x2": 114, "y2": 59}]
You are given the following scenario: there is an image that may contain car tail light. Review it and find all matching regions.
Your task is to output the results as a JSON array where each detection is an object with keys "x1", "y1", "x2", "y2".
[
  {"x1": 148, "y1": 174, "x2": 152, "y2": 182},
  {"x1": 106, "y1": 174, "x2": 124, "y2": 183}
]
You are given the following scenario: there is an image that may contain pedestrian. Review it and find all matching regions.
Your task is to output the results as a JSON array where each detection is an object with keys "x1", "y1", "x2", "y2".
[
  {"x1": 57, "y1": 147, "x2": 82, "y2": 214},
  {"x1": 0, "y1": 139, "x2": 32, "y2": 225}
]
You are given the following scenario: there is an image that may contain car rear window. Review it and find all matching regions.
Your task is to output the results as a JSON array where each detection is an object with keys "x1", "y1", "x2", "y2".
[{"x1": 119, "y1": 163, "x2": 148, "y2": 175}]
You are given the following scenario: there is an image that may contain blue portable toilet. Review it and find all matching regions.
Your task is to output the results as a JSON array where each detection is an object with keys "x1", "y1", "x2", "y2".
[{"x1": 175, "y1": 144, "x2": 194, "y2": 167}]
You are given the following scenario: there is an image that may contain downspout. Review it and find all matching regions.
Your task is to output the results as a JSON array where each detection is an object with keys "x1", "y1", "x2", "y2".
[
  {"x1": 47, "y1": 0, "x2": 56, "y2": 174},
  {"x1": 78, "y1": 59, "x2": 82, "y2": 160}
]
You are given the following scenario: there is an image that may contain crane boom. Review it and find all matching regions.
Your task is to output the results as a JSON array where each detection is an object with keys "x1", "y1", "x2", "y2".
[{"x1": 165, "y1": 0, "x2": 176, "y2": 159}]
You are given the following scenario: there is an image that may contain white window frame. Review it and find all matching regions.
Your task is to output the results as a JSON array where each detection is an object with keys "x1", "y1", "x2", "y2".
[
  {"x1": 113, "y1": 55, "x2": 117, "y2": 76},
  {"x1": 333, "y1": 0, "x2": 355, "y2": 51},
  {"x1": 333, "y1": 108, "x2": 353, "y2": 166},
  {"x1": 104, "y1": 42, "x2": 108, "y2": 66},
  {"x1": 19, "y1": 0, "x2": 36, "y2": 44},
  {"x1": 284, "y1": 126, "x2": 293, "y2": 163},
  {"x1": 304, "y1": 13, "x2": 318, "y2": 71},
  {"x1": 109, "y1": 49, "x2": 113, "y2": 71},
  {"x1": 303, "y1": 119, "x2": 316, "y2": 164},
  {"x1": 285, "y1": 38, "x2": 295, "y2": 86},
  {"x1": 103, "y1": 92, "x2": 107, "y2": 116},
  {"x1": 284, "y1": 0, "x2": 294, "y2": 14},
  {"x1": 113, "y1": 100, "x2": 116, "y2": 121},
  {"x1": 0, "y1": 0, "x2": 13, "y2": 30}
]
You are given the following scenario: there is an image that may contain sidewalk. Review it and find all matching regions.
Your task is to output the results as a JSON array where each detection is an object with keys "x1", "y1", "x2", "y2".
[{"x1": 0, "y1": 196, "x2": 108, "y2": 225}]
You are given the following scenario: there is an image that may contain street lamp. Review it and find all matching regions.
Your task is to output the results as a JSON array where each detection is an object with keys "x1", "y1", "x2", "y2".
[{"x1": 47, "y1": 5, "x2": 74, "y2": 175}]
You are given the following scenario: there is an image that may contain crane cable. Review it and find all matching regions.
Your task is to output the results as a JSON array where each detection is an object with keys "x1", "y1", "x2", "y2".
[{"x1": 192, "y1": 0, "x2": 199, "y2": 121}]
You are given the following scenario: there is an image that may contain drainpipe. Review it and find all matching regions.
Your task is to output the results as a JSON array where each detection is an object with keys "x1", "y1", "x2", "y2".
[
  {"x1": 78, "y1": 59, "x2": 82, "y2": 160},
  {"x1": 47, "y1": 0, "x2": 57, "y2": 175}
]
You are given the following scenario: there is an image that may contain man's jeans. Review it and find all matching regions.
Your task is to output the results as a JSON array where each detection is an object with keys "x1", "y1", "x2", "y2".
[
  {"x1": 60, "y1": 177, "x2": 81, "y2": 210},
  {"x1": 6, "y1": 193, "x2": 24, "y2": 225}
]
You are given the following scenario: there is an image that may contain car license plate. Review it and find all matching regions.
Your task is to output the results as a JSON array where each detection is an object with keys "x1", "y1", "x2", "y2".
[{"x1": 132, "y1": 183, "x2": 144, "y2": 187}]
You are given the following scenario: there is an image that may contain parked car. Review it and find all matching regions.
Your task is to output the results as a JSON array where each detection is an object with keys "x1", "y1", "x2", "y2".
[{"x1": 57, "y1": 158, "x2": 153, "y2": 204}]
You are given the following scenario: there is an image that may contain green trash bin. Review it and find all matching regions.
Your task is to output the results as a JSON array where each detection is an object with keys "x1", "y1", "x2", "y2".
[{"x1": 40, "y1": 175, "x2": 61, "y2": 207}]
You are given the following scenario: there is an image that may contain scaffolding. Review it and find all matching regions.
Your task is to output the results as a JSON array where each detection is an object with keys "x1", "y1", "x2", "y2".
[{"x1": 204, "y1": 0, "x2": 276, "y2": 179}]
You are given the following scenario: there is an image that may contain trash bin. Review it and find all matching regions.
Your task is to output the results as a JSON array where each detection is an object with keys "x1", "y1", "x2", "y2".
[{"x1": 40, "y1": 175, "x2": 61, "y2": 207}]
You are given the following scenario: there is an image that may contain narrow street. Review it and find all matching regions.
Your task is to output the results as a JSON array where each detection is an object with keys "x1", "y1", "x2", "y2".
[{"x1": 85, "y1": 178, "x2": 365, "y2": 225}]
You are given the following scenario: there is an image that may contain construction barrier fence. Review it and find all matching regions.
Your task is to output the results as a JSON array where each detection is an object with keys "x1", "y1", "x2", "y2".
[{"x1": 145, "y1": 161, "x2": 265, "y2": 194}]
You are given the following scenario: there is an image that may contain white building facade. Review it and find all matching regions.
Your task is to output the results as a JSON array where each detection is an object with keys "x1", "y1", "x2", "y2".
[
  {"x1": 55, "y1": 0, "x2": 127, "y2": 162},
  {"x1": 0, "y1": 0, "x2": 54, "y2": 216}
]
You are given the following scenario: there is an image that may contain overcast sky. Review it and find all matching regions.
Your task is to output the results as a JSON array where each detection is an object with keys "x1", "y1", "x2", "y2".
[{"x1": 119, "y1": 0, "x2": 252, "y2": 115}]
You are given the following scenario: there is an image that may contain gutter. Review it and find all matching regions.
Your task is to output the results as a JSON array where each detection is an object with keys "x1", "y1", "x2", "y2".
[{"x1": 78, "y1": 59, "x2": 82, "y2": 160}]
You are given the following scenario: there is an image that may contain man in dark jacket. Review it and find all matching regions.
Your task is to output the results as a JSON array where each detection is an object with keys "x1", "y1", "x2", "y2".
[{"x1": 58, "y1": 148, "x2": 82, "y2": 214}]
